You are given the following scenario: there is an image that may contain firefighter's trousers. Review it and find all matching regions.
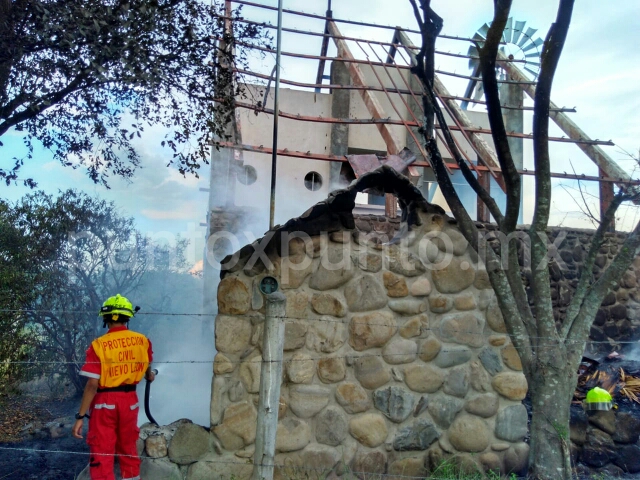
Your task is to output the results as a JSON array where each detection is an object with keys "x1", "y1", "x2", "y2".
[{"x1": 86, "y1": 390, "x2": 141, "y2": 480}]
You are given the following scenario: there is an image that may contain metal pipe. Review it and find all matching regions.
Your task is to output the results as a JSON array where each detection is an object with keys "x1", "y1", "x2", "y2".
[
  {"x1": 234, "y1": 67, "x2": 576, "y2": 112},
  {"x1": 268, "y1": 0, "x2": 283, "y2": 230},
  {"x1": 226, "y1": 97, "x2": 611, "y2": 145},
  {"x1": 229, "y1": 0, "x2": 486, "y2": 42},
  {"x1": 498, "y1": 52, "x2": 638, "y2": 199},
  {"x1": 217, "y1": 141, "x2": 640, "y2": 185},
  {"x1": 232, "y1": 39, "x2": 537, "y2": 86},
  {"x1": 215, "y1": 15, "x2": 524, "y2": 63}
]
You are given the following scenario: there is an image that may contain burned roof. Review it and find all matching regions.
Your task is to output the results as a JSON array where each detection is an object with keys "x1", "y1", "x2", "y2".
[{"x1": 220, "y1": 165, "x2": 445, "y2": 278}]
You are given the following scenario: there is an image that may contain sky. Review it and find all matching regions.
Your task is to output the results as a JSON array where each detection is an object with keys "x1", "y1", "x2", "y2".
[{"x1": 2, "y1": 0, "x2": 640, "y2": 254}]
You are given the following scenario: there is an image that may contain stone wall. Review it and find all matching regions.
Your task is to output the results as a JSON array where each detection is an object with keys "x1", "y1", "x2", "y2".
[
  {"x1": 571, "y1": 408, "x2": 640, "y2": 477},
  {"x1": 543, "y1": 228, "x2": 640, "y2": 349},
  {"x1": 354, "y1": 218, "x2": 640, "y2": 350},
  {"x1": 209, "y1": 210, "x2": 531, "y2": 478}
]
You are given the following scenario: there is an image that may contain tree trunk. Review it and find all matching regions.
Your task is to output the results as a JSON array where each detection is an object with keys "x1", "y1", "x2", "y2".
[{"x1": 527, "y1": 360, "x2": 577, "y2": 480}]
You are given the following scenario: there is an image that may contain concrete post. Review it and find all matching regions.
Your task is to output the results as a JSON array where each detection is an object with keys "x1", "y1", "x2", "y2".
[
  {"x1": 500, "y1": 80, "x2": 524, "y2": 224},
  {"x1": 329, "y1": 60, "x2": 350, "y2": 189},
  {"x1": 252, "y1": 292, "x2": 286, "y2": 480}
]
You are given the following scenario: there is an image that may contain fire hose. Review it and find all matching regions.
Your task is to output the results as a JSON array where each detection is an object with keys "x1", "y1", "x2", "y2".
[{"x1": 144, "y1": 369, "x2": 159, "y2": 425}]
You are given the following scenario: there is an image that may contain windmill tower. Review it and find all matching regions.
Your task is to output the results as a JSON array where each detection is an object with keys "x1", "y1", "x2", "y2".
[{"x1": 462, "y1": 18, "x2": 543, "y2": 223}]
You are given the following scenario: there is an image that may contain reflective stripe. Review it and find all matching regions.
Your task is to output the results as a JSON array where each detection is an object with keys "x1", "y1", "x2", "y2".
[
  {"x1": 584, "y1": 401, "x2": 612, "y2": 411},
  {"x1": 80, "y1": 371, "x2": 100, "y2": 379},
  {"x1": 130, "y1": 403, "x2": 139, "y2": 410},
  {"x1": 94, "y1": 403, "x2": 116, "y2": 410},
  {"x1": 122, "y1": 477, "x2": 140, "y2": 480}
]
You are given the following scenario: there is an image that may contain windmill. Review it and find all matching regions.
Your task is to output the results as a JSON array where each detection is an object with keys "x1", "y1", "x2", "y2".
[{"x1": 461, "y1": 17, "x2": 543, "y2": 110}]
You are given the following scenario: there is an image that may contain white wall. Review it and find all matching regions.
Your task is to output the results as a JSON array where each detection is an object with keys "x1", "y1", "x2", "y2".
[{"x1": 234, "y1": 85, "x2": 333, "y2": 226}]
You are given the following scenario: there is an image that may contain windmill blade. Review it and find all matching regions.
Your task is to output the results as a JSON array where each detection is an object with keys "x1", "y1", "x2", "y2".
[
  {"x1": 467, "y1": 45, "x2": 480, "y2": 70},
  {"x1": 477, "y1": 23, "x2": 490, "y2": 39},
  {"x1": 522, "y1": 37, "x2": 544, "y2": 53},
  {"x1": 462, "y1": 63, "x2": 482, "y2": 110},
  {"x1": 525, "y1": 52, "x2": 541, "y2": 59},
  {"x1": 525, "y1": 61, "x2": 541, "y2": 68},
  {"x1": 518, "y1": 27, "x2": 538, "y2": 47},
  {"x1": 502, "y1": 17, "x2": 513, "y2": 43},
  {"x1": 524, "y1": 66, "x2": 539, "y2": 77},
  {"x1": 473, "y1": 82, "x2": 484, "y2": 102},
  {"x1": 512, "y1": 20, "x2": 526, "y2": 45},
  {"x1": 471, "y1": 32, "x2": 486, "y2": 51}
]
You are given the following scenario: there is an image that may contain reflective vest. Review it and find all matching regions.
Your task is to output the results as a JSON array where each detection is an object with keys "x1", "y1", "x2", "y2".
[{"x1": 92, "y1": 329, "x2": 150, "y2": 388}]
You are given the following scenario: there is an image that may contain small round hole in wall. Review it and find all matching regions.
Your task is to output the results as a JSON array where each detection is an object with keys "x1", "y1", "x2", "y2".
[
  {"x1": 237, "y1": 165, "x2": 257, "y2": 185},
  {"x1": 304, "y1": 171, "x2": 323, "y2": 191}
]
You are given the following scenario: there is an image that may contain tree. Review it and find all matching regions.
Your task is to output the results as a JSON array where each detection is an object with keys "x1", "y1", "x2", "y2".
[
  {"x1": 2, "y1": 190, "x2": 189, "y2": 394},
  {"x1": 0, "y1": 0, "x2": 269, "y2": 187},
  {"x1": 410, "y1": 1, "x2": 640, "y2": 478},
  {"x1": 0, "y1": 200, "x2": 40, "y2": 389}
]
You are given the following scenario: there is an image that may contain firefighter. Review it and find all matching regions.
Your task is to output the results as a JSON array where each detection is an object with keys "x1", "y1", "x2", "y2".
[{"x1": 72, "y1": 294, "x2": 155, "y2": 480}]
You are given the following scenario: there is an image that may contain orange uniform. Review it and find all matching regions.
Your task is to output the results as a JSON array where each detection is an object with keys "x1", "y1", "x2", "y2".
[{"x1": 80, "y1": 325, "x2": 153, "y2": 480}]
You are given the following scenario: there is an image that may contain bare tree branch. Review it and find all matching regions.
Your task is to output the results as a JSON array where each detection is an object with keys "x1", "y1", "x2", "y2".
[
  {"x1": 566, "y1": 207, "x2": 640, "y2": 350},
  {"x1": 408, "y1": 3, "x2": 533, "y2": 366},
  {"x1": 478, "y1": 0, "x2": 521, "y2": 233},
  {"x1": 561, "y1": 191, "x2": 628, "y2": 340},
  {"x1": 529, "y1": 0, "x2": 575, "y2": 342}
]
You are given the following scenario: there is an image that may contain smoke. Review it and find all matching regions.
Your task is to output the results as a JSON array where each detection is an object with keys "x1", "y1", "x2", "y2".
[{"x1": 132, "y1": 271, "x2": 212, "y2": 427}]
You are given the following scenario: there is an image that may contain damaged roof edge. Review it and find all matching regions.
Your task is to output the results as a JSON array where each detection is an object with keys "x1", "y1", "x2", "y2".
[{"x1": 219, "y1": 165, "x2": 445, "y2": 278}]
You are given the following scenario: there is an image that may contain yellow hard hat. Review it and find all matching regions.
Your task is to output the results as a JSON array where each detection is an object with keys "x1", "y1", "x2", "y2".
[
  {"x1": 99, "y1": 294, "x2": 136, "y2": 318},
  {"x1": 585, "y1": 386, "x2": 613, "y2": 411}
]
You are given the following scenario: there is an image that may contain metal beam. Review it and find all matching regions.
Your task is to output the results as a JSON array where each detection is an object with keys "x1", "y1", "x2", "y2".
[
  {"x1": 233, "y1": 39, "x2": 536, "y2": 86},
  {"x1": 229, "y1": 97, "x2": 608, "y2": 145},
  {"x1": 498, "y1": 53, "x2": 638, "y2": 194},
  {"x1": 216, "y1": 141, "x2": 640, "y2": 185},
  {"x1": 395, "y1": 30, "x2": 502, "y2": 174},
  {"x1": 236, "y1": 68, "x2": 577, "y2": 112},
  {"x1": 314, "y1": 10, "x2": 332, "y2": 93}
]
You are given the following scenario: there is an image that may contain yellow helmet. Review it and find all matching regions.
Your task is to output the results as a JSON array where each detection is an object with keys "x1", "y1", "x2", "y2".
[
  {"x1": 99, "y1": 294, "x2": 136, "y2": 319},
  {"x1": 585, "y1": 386, "x2": 613, "y2": 411}
]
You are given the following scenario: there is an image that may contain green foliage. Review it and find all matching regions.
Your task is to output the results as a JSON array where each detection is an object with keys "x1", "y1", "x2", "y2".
[
  {"x1": 0, "y1": 0, "x2": 270, "y2": 187},
  {"x1": 0, "y1": 189, "x2": 193, "y2": 393}
]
